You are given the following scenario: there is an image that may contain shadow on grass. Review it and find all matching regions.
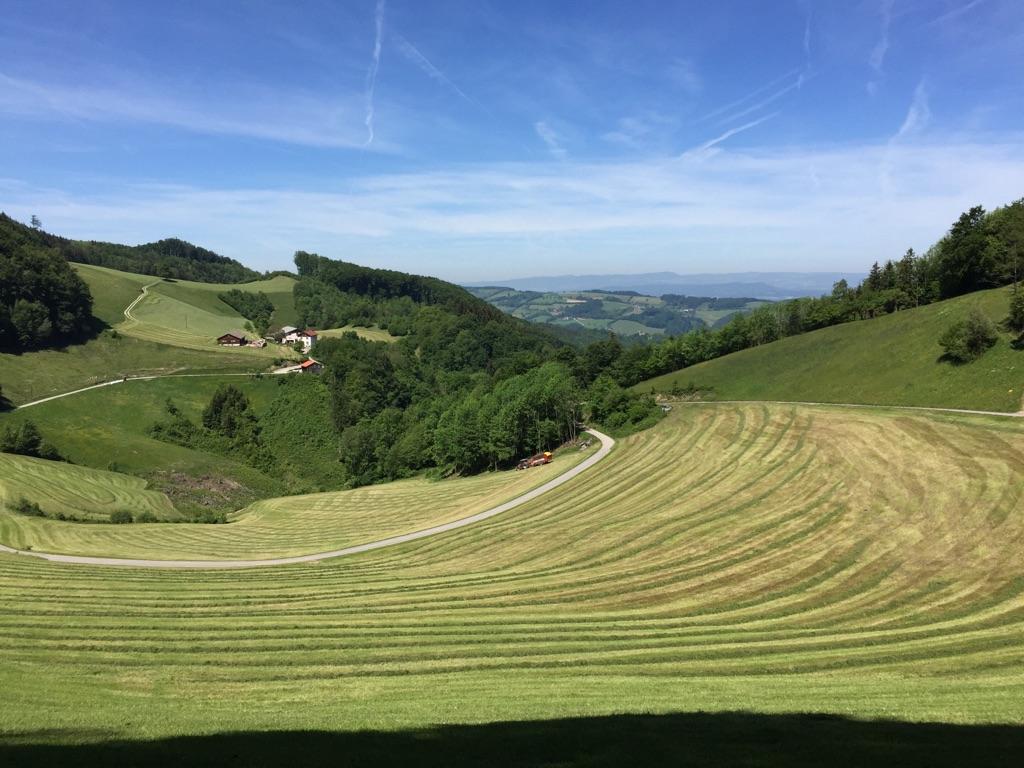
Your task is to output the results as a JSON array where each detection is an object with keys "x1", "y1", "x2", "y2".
[{"x1": 2, "y1": 711, "x2": 1022, "y2": 767}]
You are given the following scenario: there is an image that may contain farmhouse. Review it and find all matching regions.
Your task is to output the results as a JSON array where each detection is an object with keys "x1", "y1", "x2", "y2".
[
  {"x1": 282, "y1": 327, "x2": 318, "y2": 351},
  {"x1": 217, "y1": 330, "x2": 248, "y2": 346},
  {"x1": 299, "y1": 358, "x2": 323, "y2": 374}
]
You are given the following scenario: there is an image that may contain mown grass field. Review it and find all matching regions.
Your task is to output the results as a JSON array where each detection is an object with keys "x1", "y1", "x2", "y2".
[
  {"x1": 114, "y1": 270, "x2": 298, "y2": 356},
  {"x1": 1, "y1": 403, "x2": 1022, "y2": 763},
  {"x1": 0, "y1": 452, "x2": 176, "y2": 528},
  {"x1": 642, "y1": 286, "x2": 1024, "y2": 412},
  {"x1": 0, "y1": 440, "x2": 596, "y2": 559}
]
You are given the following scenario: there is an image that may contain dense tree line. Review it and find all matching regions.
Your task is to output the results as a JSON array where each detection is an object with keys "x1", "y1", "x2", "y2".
[
  {"x1": 606, "y1": 198, "x2": 1024, "y2": 387},
  {"x1": 0, "y1": 214, "x2": 94, "y2": 350},
  {"x1": 62, "y1": 238, "x2": 261, "y2": 283},
  {"x1": 3, "y1": 213, "x2": 260, "y2": 283},
  {"x1": 219, "y1": 290, "x2": 275, "y2": 334}
]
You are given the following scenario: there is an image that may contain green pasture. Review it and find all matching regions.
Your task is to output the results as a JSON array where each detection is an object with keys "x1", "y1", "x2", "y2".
[
  {"x1": 642, "y1": 286, "x2": 1024, "y2": 412},
  {"x1": 317, "y1": 325, "x2": 398, "y2": 343},
  {"x1": 0, "y1": 333, "x2": 270, "y2": 406},
  {"x1": 0, "y1": 375, "x2": 286, "y2": 513},
  {"x1": 0, "y1": 403, "x2": 1022, "y2": 762}
]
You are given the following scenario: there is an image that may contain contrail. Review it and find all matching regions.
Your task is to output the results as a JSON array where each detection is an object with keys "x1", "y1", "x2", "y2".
[
  {"x1": 682, "y1": 111, "x2": 779, "y2": 158},
  {"x1": 363, "y1": 0, "x2": 385, "y2": 146}
]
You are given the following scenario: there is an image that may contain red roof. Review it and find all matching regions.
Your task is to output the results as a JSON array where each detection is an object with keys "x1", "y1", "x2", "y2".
[
  {"x1": 304, "y1": 329, "x2": 318, "y2": 337},
  {"x1": 300, "y1": 359, "x2": 320, "y2": 369}
]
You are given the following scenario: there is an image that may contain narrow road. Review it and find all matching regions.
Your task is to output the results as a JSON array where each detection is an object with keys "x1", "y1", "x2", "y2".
[
  {"x1": 0, "y1": 428, "x2": 615, "y2": 570},
  {"x1": 16, "y1": 373, "x2": 259, "y2": 410},
  {"x1": 671, "y1": 399, "x2": 1023, "y2": 419}
]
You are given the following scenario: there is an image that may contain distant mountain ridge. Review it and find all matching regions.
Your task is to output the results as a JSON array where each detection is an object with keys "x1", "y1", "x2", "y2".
[{"x1": 465, "y1": 271, "x2": 865, "y2": 300}]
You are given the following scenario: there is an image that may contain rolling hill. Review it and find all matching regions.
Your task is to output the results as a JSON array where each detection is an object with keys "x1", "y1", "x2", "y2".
[
  {"x1": 640, "y1": 285, "x2": 1024, "y2": 412},
  {"x1": 468, "y1": 286, "x2": 766, "y2": 337}
]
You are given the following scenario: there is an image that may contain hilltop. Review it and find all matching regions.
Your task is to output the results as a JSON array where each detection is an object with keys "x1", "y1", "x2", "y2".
[{"x1": 0, "y1": 213, "x2": 261, "y2": 284}]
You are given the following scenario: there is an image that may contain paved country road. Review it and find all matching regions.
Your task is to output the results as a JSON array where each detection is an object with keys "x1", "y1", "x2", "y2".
[{"x1": 0, "y1": 429, "x2": 615, "y2": 570}]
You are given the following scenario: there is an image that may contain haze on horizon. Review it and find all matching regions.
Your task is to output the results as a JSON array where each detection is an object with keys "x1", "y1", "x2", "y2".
[{"x1": 1, "y1": 0, "x2": 1022, "y2": 282}]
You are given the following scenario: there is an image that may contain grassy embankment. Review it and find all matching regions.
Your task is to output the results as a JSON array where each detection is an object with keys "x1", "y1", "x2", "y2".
[
  {"x1": 1, "y1": 403, "x2": 1022, "y2": 761},
  {"x1": 641, "y1": 285, "x2": 1024, "y2": 412}
]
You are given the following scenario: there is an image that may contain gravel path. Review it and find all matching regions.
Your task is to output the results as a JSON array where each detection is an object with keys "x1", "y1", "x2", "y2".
[{"x1": 0, "y1": 429, "x2": 615, "y2": 570}]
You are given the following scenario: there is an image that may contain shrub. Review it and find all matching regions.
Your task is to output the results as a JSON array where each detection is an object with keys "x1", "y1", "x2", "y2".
[
  {"x1": 939, "y1": 308, "x2": 998, "y2": 363},
  {"x1": 1007, "y1": 285, "x2": 1024, "y2": 335},
  {"x1": 0, "y1": 420, "x2": 63, "y2": 460},
  {"x1": 12, "y1": 497, "x2": 44, "y2": 517},
  {"x1": 110, "y1": 510, "x2": 134, "y2": 524},
  {"x1": 136, "y1": 511, "x2": 158, "y2": 523}
]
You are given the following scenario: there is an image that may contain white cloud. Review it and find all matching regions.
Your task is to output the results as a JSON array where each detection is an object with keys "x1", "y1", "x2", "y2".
[
  {"x1": 682, "y1": 112, "x2": 779, "y2": 158},
  {"x1": 869, "y1": 0, "x2": 896, "y2": 74},
  {"x1": 394, "y1": 34, "x2": 480, "y2": 109},
  {"x1": 667, "y1": 59, "x2": 702, "y2": 94},
  {"x1": 9, "y1": 133, "x2": 1023, "y2": 279},
  {"x1": 0, "y1": 73, "x2": 392, "y2": 151},
  {"x1": 697, "y1": 68, "x2": 801, "y2": 123},
  {"x1": 534, "y1": 121, "x2": 567, "y2": 159},
  {"x1": 928, "y1": 0, "x2": 986, "y2": 26},
  {"x1": 895, "y1": 81, "x2": 931, "y2": 139},
  {"x1": 363, "y1": 0, "x2": 386, "y2": 146}
]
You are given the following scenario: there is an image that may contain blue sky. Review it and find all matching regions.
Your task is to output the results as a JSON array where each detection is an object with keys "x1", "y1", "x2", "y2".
[{"x1": 1, "y1": 0, "x2": 1022, "y2": 281}]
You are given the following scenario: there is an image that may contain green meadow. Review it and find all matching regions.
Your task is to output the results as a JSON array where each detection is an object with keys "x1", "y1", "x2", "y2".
[{"x1": 641, "y1": 286, "x2": 1023, "y2": 412}]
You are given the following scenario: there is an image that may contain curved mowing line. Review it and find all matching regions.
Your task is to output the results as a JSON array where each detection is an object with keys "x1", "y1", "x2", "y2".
[
  {"x1": 123, "y1": 279, "x2": 162, "y2": 323},
  {"x1": 0, "y1": 429, "x2": 615, "y2": 570}
]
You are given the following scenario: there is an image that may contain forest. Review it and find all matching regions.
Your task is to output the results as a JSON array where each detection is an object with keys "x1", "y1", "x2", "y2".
[
  {"x1": 0, "y1": 214, "x2": 94, "y2": 351},
  {"x1": 61, "y1": 237, "x2": 261, "y2": 283},
  {"x1": 163, "y1": 252, "x2": 664, "y2": 488}
]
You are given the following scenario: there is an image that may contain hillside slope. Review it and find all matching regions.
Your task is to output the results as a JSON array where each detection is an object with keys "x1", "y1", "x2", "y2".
[
  {"x1": 1, "y1": 403, "x2": 1023, "y2": 748},
  {"x1": 641, "y1": 286, "x2": 1024, "y2": 412}
]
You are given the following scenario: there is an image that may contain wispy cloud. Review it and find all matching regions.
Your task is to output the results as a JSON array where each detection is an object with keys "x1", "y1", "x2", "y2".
[
  {"x1": 802, "y1": 5, "x2": 813, "y2": 57},
  {"x1": 393, "y1": 34, "x2": 480, "y2": 109},
  {"x1": 534, "y1": 121, "x2": 567, "y2": 159},
  {"x1": 895, "y1": 81, "x2": 930, "y2": 140},
  {"x1": 868, "y1": 0, "x2": 896, "y2": 94},
  {"x1": 697, "y1": 68, "x2": 801, "y2": 123},
  {"x1": 363, "y1": 0, "x2": 386, "y2": 146},
  {"x1": 0, "y1": 73, "x2": 384, "y2": 150},
  {"x1": 716, "y1": 77, "x2": 802, "y2": 126},
  {"x1": 7, "y1": 135, "x2": 1024, "y2": 279},
  {"x1": 602, "y1": 112, "x2": 678, "y2": 151},
  {"x1": 927, "y1": 0, "x2": 986, "y2": 26},
  {"x1": 881, "y1": 80, "x2": 931, "y2": 194},
  {"x1": 667, "y1": 59, "x2": 702, "y2": 94},
  {"x1": 681, "y1": 112, "x2": 779, "y2": 158}
]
